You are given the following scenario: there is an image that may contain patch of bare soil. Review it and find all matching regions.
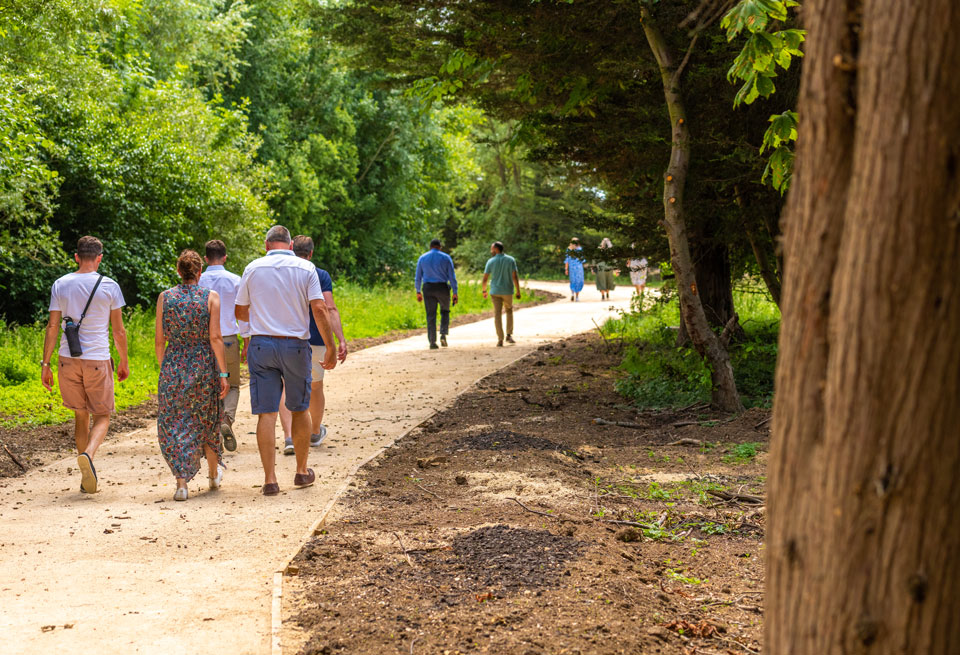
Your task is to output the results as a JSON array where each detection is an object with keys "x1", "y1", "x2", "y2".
[
  {"x1": 0, "y1": 396, "x2": 158, "y2": 478},
  {"x1": 286, "y1": 333, "x2": 769, "y2": 655}
]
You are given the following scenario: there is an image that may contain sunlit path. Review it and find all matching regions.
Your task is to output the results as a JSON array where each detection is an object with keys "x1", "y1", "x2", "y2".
[{"x1": 0, "y1": 281, "x2": 635, "y2": 655}]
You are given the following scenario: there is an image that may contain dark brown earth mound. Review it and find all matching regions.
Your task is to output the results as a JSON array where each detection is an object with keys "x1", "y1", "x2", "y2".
[{"x1": 285, "y1": 332, "x2": 769, "y2": 655}]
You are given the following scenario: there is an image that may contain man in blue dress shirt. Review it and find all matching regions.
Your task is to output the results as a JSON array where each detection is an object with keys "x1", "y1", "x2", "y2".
[{"x1": 415, "y1": 238, "x2": 458, "y2": 349}]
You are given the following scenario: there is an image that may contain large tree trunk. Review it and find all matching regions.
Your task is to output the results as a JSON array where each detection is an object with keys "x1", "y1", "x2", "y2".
[
  {"x1": 675, "y1": 234, "x2": 736, "y2": 346},
  {"x1": 768, "y1": 1, "x2": 960, "y2": 653},
  {"x1": 640, "y1": 8, "x2": 743, "y2": 413}
]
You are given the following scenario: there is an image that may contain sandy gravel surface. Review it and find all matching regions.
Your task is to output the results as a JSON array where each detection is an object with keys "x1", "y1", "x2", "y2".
[{"x1": 0, "y1": 281, "x2": 631, "y2": 654}]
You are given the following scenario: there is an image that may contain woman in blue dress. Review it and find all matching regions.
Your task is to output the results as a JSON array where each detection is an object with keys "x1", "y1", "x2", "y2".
[{"x1": 564, "y1": 238, "x2": 585, "y2": 302}]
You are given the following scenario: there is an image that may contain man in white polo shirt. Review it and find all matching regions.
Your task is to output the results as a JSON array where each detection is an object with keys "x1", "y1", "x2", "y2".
[
  {"x1": 198, "y1": 238, "x2": 249, "y2": 452},
  {"x1": 41, "y1": 236, "x2": 130, "y2": 494},
  {"x1": 235, "y1": 225, "x2": 337, "y2": 496}
]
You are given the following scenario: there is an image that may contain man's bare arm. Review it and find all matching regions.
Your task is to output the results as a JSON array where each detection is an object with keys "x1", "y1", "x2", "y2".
[
  {"x1": 41, "y1": 311, "x2": 61, "y2": 391},
  {"x1": 110, "y1": 308, "x2": 130, "y2": 382},
  {"x1": 235, "y1": 304, "x2": 250, "y2": 322},
  {"x1": 310, "y1": 298, "x2": 337, "y2": 370},
  {"x1": 322, "y1": 290, "x2": 348, "y2": 361}
]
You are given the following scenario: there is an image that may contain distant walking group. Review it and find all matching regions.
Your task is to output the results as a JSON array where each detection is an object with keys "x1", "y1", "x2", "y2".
[
  {"x1": 42, "y1": 230, "x2": 527, "y2": 499},
  {"x1": 564, "y1": 237, "x2": 647, "y2": 302},
  {"x1": 415, "y1": 239, "x2": 521, "y2": 348}
]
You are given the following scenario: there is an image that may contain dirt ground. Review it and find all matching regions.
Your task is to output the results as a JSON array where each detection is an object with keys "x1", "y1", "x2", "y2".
[
  {"x1": 283, "y1": 333, "x2": 769, "y2": 655},
  {"x1": 0, "y1": 292, "x2": 560, "y2": 479}
]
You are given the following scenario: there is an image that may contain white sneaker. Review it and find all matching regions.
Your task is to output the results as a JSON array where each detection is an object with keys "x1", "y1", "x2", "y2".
[
  {"x1": 283, "y1": 437, "x2": 295, "y2": 456},
  {"x1": 174, "y1": 486, "x2": 188, "y2": 501},
  {"x1": 209, "y1": 464, "x2": 225, "y2": 490}
]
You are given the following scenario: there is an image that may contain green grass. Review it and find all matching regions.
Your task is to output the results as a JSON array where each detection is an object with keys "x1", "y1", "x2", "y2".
[
  {"x1": 607, "y1": 279, "x2": 780, "y2": 409},
  {"x1": 336, "y1": 279, "x2": 542, "y2": 340},
  {"x1": 0, "y1": 278, "x2": 546, "y2": 427},
  {"x1": 0, "y1": 309, "x2": 160, "y2": 427}
]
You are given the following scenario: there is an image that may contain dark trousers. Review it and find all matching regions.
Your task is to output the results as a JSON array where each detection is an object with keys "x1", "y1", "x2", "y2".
[{"x1": 422, "y1": 282, "x2": 451, "y2": 345}]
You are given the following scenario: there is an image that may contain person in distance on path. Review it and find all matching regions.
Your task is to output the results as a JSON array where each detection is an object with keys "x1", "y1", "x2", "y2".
[
  {"x1": 198, "y1": 239, "x2": 249, "y2": 452},
  {"x1": 41, "y1": 236, "x2": 130, "y2": 494},
  {"x1": 415, "y1": 238, "x2": 458, "y2": 350},
  {"x1": 155, "y1": 250, "x2": 229, "y2": 501},
  {"x1": 235, "y1": 225, "x2": 337, "y2": 496},
  {"x1": 564, "y1": 237, "x2": 585, "y2": 302},
  {"x1": 279, "y1": 235, "x2": 347, "y2": 456},
  {"x1": 594, "y1": 237, "x2": 616, "y2": 301},
  {"x1": 481, "y1": 241, "x2": 521, "y2": 347}
]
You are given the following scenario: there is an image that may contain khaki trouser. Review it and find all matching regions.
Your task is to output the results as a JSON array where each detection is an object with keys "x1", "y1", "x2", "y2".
[
  {"x1": 491, "y1": 294, "x2": 514, "y2": 341},
  {"x1": 222, "y1": 338, "x2": 241, "y2": 423}
]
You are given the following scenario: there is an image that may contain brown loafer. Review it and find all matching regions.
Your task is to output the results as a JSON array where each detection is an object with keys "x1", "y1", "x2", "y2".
[
  {"x1": 262, "y1": 482, "x2": 280, "y2": 496},
  {"x1": 293, "y1": 468, "x2": 315, "y2": 488}
]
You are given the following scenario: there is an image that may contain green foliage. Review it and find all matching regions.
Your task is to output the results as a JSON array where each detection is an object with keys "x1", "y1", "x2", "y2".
[
  {"x1": 722, "y1": 0, "x2": 803, "y2": 193},
  {"x1": 335, "y1": 279, "x2": 543, "y2": 340},
  {"x1": 611, "y1": 281, "x2": 780, "y2": 408},
  {"x1": 723, "y1": 441, "x2": 763, "y2": 463},
  {"x1": 0, "y1": 308, "x2": 160, "y2": 427},
  {"x1": 0, "y1": 0, "x2": 479, "y2": 321}
]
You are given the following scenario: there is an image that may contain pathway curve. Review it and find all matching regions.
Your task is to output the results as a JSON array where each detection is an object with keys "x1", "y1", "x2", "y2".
[{"x1": 0, "y1": 281, "x2": 632, "y2": 654}]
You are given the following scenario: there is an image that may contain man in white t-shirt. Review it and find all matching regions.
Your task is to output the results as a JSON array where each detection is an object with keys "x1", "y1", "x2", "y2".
[
  {"x1": 41, "y1": 236, "x2": 129, "y2": 494},
  {"x1": 235, "y1": 225, "x2": 337, "y2": 496},
  {"x1": 198, "y1": 238, "x2": 249, "y2": 452}
]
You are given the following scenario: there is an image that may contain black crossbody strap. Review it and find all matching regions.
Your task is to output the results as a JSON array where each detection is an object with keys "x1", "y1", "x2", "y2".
[{"x1": 76, "y1": 274, "x2": 104, "y2": 328}]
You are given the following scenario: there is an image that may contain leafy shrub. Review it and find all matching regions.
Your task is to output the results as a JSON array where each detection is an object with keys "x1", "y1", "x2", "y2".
[{"x1": 610, "y1": 281, "x2": 780, "y2": 409}]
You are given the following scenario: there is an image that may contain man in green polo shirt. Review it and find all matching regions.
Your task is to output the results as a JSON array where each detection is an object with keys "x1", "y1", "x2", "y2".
[{"x1": 481, "y1": 241, "x2": 521, "y2": 347}]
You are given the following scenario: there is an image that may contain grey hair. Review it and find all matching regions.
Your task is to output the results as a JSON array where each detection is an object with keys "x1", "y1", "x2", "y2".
[
  {"x1": 265, "y1": 225, "x2": 292, "y2": 244},
  {"x1": 599, "y1": 237, "x2": 613, "y2": 249}
]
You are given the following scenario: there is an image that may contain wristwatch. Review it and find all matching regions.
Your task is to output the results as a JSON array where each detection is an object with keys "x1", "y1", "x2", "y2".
[
  {"x1": 219, "y1": 372, "x2": 229, "y2": 378},
  {"x1": 40, "y1": 361, "x2": 51, "y2": 368}
]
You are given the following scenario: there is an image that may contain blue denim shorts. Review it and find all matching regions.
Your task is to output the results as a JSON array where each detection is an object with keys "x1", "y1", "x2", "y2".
[{"x1": 247, "y1": 336, "x2": 312, "y2": 414}]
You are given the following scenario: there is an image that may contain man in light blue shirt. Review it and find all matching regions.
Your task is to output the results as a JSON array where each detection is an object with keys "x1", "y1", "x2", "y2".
[
  {"x1": 481, "y1": 241, "x2": 520, "y2": 347},
  {"x1": 415, "y1": 238, "x2": 458, "y2": 349},
  {"x1": 199, "y1": 239, "x2": 249, "y2": 452}
]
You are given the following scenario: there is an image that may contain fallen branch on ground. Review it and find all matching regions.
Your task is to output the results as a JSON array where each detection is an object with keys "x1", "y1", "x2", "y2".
[
  {"x1": 505, "y1": 496, "x2": 561, "y2": 520},
  {"x1": 415, "y1": 484, "x2": 444, "y2": 501},
  {"x1": 593, "y1": 418, "x2": 644, "y2": 429},
  {"x1": 666, "y1": 438, "x2": 706, "y2": 447},
  {"x1": 392, "y1": 532, "x2": 416, "y2": 568},
  {"x1": 2, "y1": 444, "x2": 26, "y2": 472},
  {"x1": 707, "y1": 489, "x2": 764, "y2": 504},
  {"x1": 753, "y1": 416, "x2": 772, "y2": 430}
]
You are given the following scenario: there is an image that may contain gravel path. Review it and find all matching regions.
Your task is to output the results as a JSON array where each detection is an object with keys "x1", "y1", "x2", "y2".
[{"x1": 0, "y1": 281, "x2": 631, "y2": 654}]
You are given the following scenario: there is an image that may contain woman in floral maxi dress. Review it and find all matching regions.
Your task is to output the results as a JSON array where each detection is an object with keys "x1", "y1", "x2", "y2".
[{"x1": 155, "y1": 250, "x2": 229, "y2": 501}]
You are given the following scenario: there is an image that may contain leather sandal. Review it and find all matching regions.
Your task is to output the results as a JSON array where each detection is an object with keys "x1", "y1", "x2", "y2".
[
  {"x1": 293, "y1": 468, "x2": 315, "y2": 489},
  {"x1": 262, "y1": 482, "x2": 280, "y2": 496}
]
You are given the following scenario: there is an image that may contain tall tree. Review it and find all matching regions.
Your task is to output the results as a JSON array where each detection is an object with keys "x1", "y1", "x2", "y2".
[
  {"x1": 769, "y1": 0, "x2": 960, "y2": 652},
  {"x1": 324, "y1": 0, "x2": 774, "y2": 410}
]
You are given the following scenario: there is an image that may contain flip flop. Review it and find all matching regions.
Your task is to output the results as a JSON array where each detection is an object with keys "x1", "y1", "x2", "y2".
[{"x1": 77, "y1": 453, "x2": 98, "y2": 494}]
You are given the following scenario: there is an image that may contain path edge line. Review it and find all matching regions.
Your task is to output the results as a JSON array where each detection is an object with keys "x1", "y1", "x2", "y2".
[{"x1": 270, "y1": 345, "x2": 542, "y2": 655}]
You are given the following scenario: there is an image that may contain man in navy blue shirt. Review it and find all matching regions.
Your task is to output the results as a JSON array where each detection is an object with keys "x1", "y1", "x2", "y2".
[
  {"x1": 277, "y1": 235, "x2": 347, "y2": 455},
  {"x1": 415, "y1": 238, "x2": 458, "y2": 349}
]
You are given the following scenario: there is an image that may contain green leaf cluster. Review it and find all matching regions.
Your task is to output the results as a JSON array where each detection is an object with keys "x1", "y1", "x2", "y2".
[{"x1": 722, "y1": 0, "x2": 803, "y2": 193}]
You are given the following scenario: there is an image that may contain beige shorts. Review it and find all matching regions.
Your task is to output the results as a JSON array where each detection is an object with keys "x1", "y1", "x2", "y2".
[
  {"x1": 310, "y1": 345, "x2": 327, "y2": 382},
  {"x1": 58, "y1": 357, "x2": 115, "y2": 415}
]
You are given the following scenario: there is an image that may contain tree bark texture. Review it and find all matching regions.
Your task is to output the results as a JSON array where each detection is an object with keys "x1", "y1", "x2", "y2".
[
  {"x1": 640, "y1": 8, "x2": 743, "y2": 412},
  {"x1": 769, "y1": 1, "x2": 960, "y2": 653},
  {"x1": 676, "y1": 233, "x2": 737, "y2": 346}
]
